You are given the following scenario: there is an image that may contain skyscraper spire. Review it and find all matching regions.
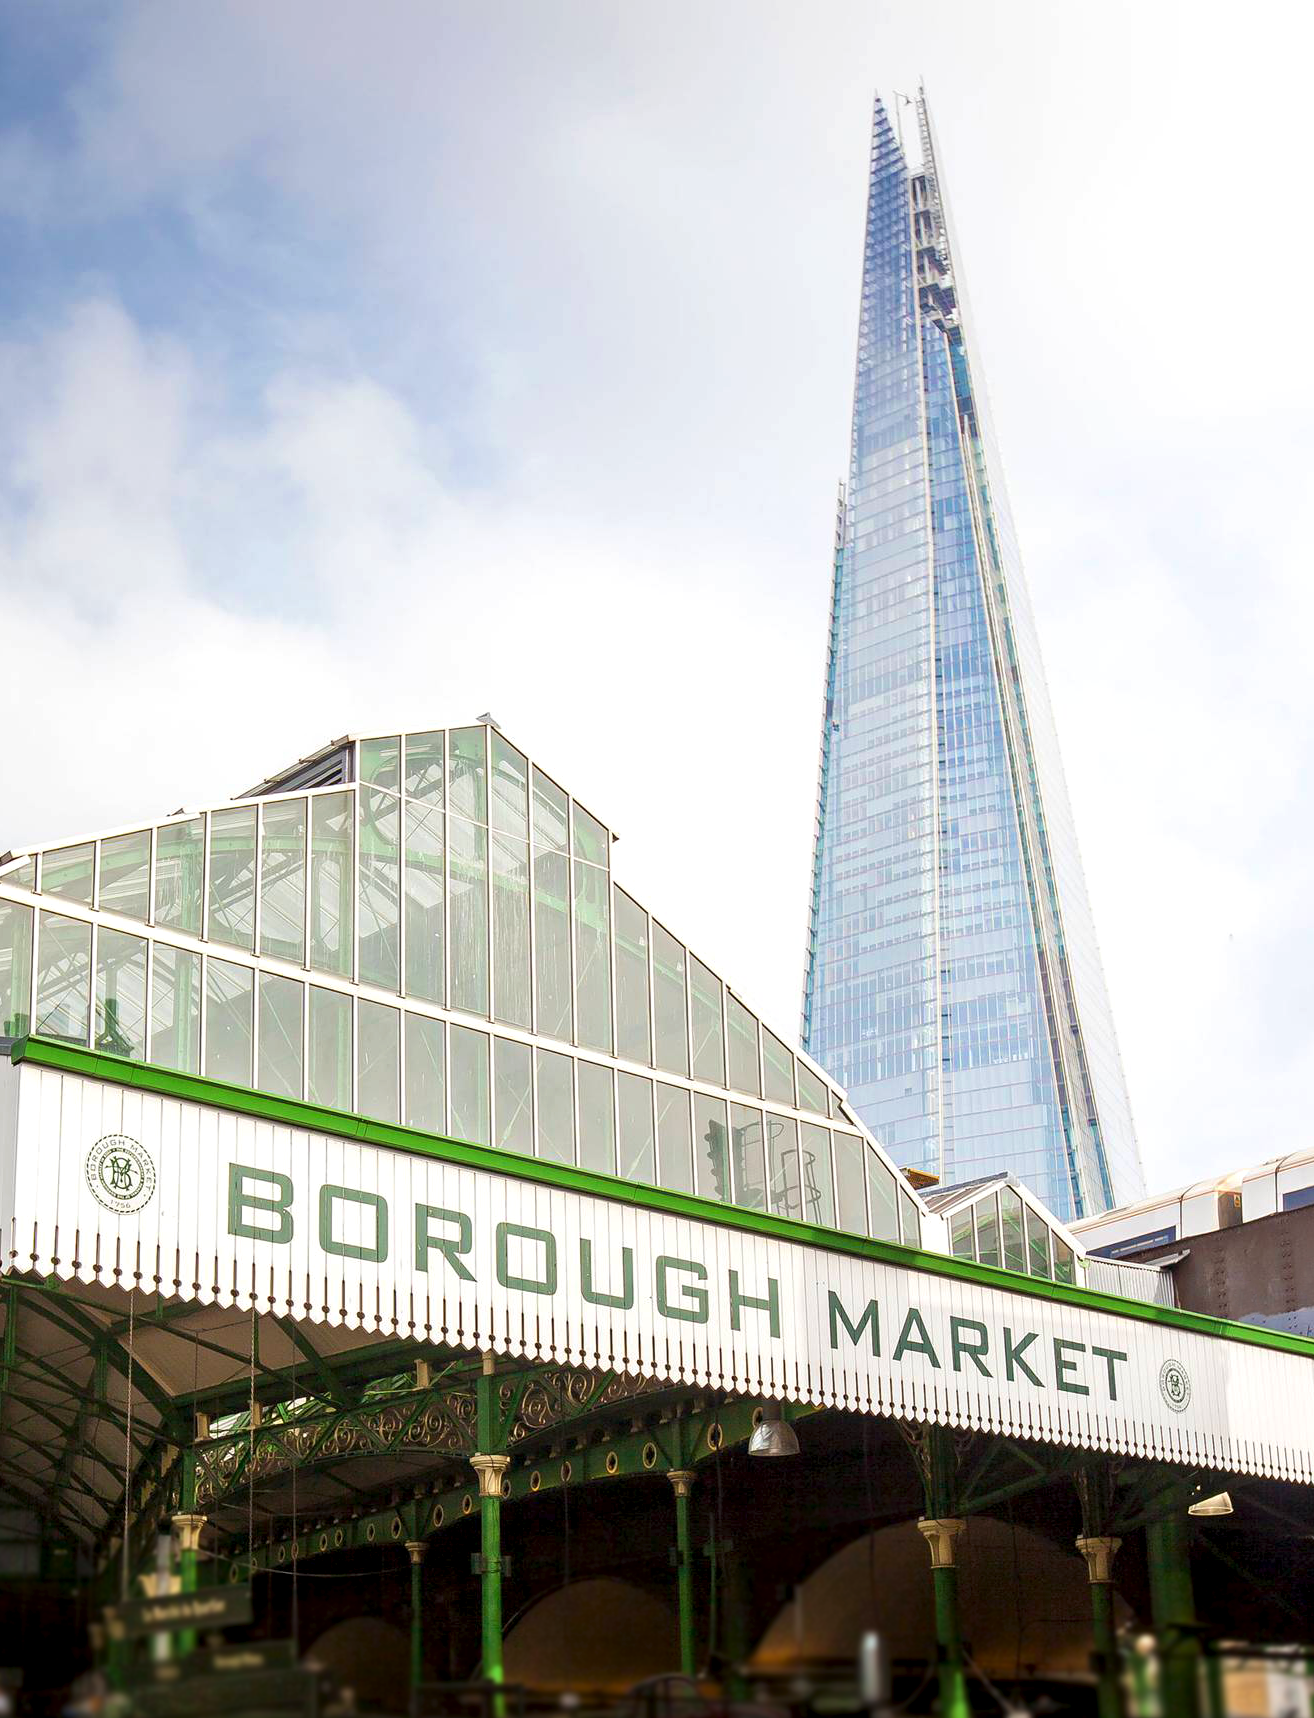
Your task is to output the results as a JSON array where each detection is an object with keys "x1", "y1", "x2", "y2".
[{"x1": 802, "y1": 92, "x2": 1144, "y2": 1219}]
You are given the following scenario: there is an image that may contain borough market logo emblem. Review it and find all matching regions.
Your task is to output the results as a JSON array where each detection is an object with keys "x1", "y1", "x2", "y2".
[
  {"x1": 86, "y1": 1134, "x2": 156, "y2": 1215},
  {"x1": 1158, "y1": 1358, "x2": 1191, "y2": 1413}
]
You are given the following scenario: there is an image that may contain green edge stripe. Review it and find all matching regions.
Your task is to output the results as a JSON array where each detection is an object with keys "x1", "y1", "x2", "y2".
[{"x1": 11, "y1": 1036, "x2": 1314, "y2": 1362}]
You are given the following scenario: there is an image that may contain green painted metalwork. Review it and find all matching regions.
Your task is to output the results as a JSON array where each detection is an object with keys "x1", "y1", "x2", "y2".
[
  {"x1": 1146, "y1": 1514, "x2": 1201, "y2": 1718},
  {"x1": 672, "y1": 1483, "x2": 695, "y2": 1677},
  {"x1": 14, "y1": 1034, "x2": 1314, "y2": 1361},
  {"x1": 921, "y1": 1426, "x2": 970, "y2": 1718}
]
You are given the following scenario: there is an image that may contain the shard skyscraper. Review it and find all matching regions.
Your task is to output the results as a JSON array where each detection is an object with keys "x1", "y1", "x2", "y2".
[{"x1": 802, "y1": 91, "x2": 1144, "y2": 1219}]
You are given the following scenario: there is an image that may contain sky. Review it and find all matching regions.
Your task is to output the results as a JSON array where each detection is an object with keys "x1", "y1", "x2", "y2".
[{"x1": 0, "y1": 0, "x2": 1310, "y2": 1199}]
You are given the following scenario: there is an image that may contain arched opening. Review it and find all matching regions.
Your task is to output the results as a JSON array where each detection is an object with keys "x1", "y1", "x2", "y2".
[
  {"x1": 502, "y1": 1577, "x2": 678, "y2": 1690},
  {"x1": 304, "y1": 1616, "x2": 411, "y2": 1708},
  {"x1": 753, "y1": 1516, "x2": 1130, "y2": 1683}
]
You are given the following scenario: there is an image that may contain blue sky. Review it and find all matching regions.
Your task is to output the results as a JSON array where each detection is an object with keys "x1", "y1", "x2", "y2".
[{"x1": 2, "y1": 0, "x2": 1311, "y2": 1195}]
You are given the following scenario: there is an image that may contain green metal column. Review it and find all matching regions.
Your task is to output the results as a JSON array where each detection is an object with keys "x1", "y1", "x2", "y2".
[
  {"x1": 1076, "y1": 1467, "x2": 1126, "y2": 1718},
  {"x1": 1203, "y1": 1649, "x2": 1226, "y2": 1718},
  {"x1": 668, "y1": 1470, "x2": 698, "y2": 1678},
  {"x1": 1146, "y1": 1514, "x2": 1201, "y2": 1718},
  {"x1": 407, "y1": 1541, "x2": 427, "y2": 1692},
  {"x1": 172, "y1": 1447, "x2": 205, "y2": 1660},
  {"x1": 917, "y1": 1427, "x2": 969, "y2": 1718},
  {"x1": 473, "y1": 1354, "x2": 509, "y2": 1687}
]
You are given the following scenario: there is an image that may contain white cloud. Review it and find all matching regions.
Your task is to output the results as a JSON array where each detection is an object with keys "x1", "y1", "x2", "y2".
[{"x1": 2, "y1": 0, "x2": 1313, "y2": 1197}]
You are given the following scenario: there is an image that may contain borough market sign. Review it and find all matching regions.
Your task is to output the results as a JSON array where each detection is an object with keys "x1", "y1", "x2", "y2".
[{"x1": 3, "y1": 1047, "x2": 1313, "y2": 1484}]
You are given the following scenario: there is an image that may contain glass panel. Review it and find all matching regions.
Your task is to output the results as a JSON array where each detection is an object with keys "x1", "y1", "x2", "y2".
[
  {"x1": 536, "y1": 1048, "x2": 575, "y2": 1165},
  {"x1": 449, "y1": 727, "x2": 487, "y2": 823},
  {"x1": 404, "y1": 730, "x2": 445, "y2": 805},
  {"x1": 833, "y1": 1132, "x2": 867, "y2": 1234},
  {"x1": 651, "y1": 924, "x2": 688, "y2": 1076},
  {"x1": 0, "y1": 900, "x2": 33, "y2": 1036},
  {"x1": 533, "y1": 847, "x2": 571, "y2": 1041},
  {"x1": 35, "y1": 912, "x2": 90, "y2": 1043},
  {"x1": 617, "y1": 1072, "x2": 656, "y2": 1184},
  {"x1": 655, "y1": 1082, "x2": 692, "y2": 1193},
  {"x1": 449, "y1": 817, "x2": 489, "y2": 1015},
  {"x1": 494, "y1": 1037, "x2": 532, "y2": 1156},
  {"x1": 94, "y1": 928, "x2": 147, "y2": 1058},
  {"x1": 357, "y1": 998, "x2": 400, "y2": 1123},
  {"x1": 358, "y1": 787, "x2": 401, "y2": 991},
  {"x1": 975, "y1": 1195, "x2": 1001, "y2": 1268},
  {"x1": 99, "y1": 831, "x2": 151, "y2": 922},
  {"x1": 310, "y1": 793, "x2": 354, "y2": 977},
  {"x1": 726, "y1": 994, "x2": 760, "y2": 1096},
  {"x1": 308, "y1": 986, "x2": 351, "y2": 1111},
  {"x1": 41, "y1": 843, "x2": 94, "y2": 905},
  {"x1": 899, "y1": 1186, "x2": 922, "y2": 1250},
  {"x1": 207, "y1": 807, "x2": 257, "y2": 950},
  {"x1": 4, "y1": 858, "x2": 35, "y2": 890},
  {"x1": 491, "y1": 735, "x2": 529, "y2": 839},
  {"x1": 689, "y1": 955, "x2": 724, "y2": 1085},
  {"x1": 150, "y1": 943, "x2": 199, "y2": 1073},
  {"x1": 1026, "y1": 1206, "x2": 1052, "y2": 1278},
  {"x1": 450, "y1": 1025, "x2": 490, "y2": 1145},
  {"x1": 1052, "y1": 1235, "x2": 1076, "y2": 1285},
  {"x1": 578, "y1": 1060, "x2": 615, "y2": 1175},
  {"x1": 260, "y1": 799, "x2": 306, "y2": 964},
  {"x1": 798, "y1": 1120, "x2": 836, "y2": 1227},
  {"x1": 761, "y1": 1028, "x2": 795, "y2": 1106},
  {"x1": 573, "y1": 860, "x2": 611, "y2": 1052},
  {"x1": 531, "y1": 768, "x2": 568, "y2": 852},
  {"x1": 866, "y1": 1150, "x2": 900, "y2": 1242},
  {"x1": 404, "y1": 800, "x2": 444, "y2": 1004},
  {"x1": 405, "y1": 1011, "x2": 446, "y2": 1133},
  {"x1": 1000, "y1": 1185, "x2": 1026, "y2": 1271},
  {"x1": 731, "y1": 1103, "x2": 767, "y2": 1211},
  {"x1": 491, "y1": 833, "x2": 531, "y2": 1028},
  {"x1": 154, "y1": 818, "x2": 204, "y2": 935},
  {"x1": 768, "y1": 1112, "x2": 807, "y2": 1218},
  {"x1": 205, "y1": 957, "x2": 253, "y2": 1086},
  {"x1": 796, "y1": 1061, "x2": 829, "y2": 1116},
  {"x1": 257, "y1": 973, "x2": 303, "y2": 1099},
  {"x1": 572, "y1": 804, "x2": 608, "y2": 865},
  {"x1": 950, "y1": 1209, "x2": 975, "y2": 1258},
  {"x1": 693, "y1": 1092, "x2": 729, "y2": 1203},
  {"x1": 613, "y1": 890, "x2": 650, "y2": 1065},
  {"x1": 359, "y1": 736, "x2": 400, "y2": 793}
]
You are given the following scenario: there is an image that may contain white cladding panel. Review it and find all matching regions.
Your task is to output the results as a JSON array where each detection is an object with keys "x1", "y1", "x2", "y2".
[{"x1": 2, "y1": 1060, "x2": 1312, "y2": 1483}]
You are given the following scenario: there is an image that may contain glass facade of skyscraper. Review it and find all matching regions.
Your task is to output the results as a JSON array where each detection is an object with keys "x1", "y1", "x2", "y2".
[{"x1": 802, "y1": 93, "x2": 1144, "y2": 1219}]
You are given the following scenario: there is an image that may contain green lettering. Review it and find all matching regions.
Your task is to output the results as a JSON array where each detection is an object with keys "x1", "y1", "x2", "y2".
[
  {"x1": 892, "y1": 1306, "x2": 940, "y2": 1368},
  {"x1": 319, "y1": 1185, "x2": 388, "y2": 1263},
  {"x1": 728, "y1": 1270, "x2": 780, "y2": 1338},
  {"x1": 228, "y1": 1165, "x2": 293, "y2": 1244},
  {"x1": 495, "y1": 1222, "x2": 557, "y2": 1295},
  {"x1": 414, "y1": 1205, "x2": 475, "y2": 1280},
  {"x1": 655, "y1": 1256, "x2": 709, "y2": 1324},
  {"x1": 1091, "y1": 1344, "x2": 1128, "y2": 1400},
  {"x1": 949, "y1": 1316, "x2": 991, "y2": 1376},
  {"x1": 580, "y1": 1238, "x2": 634, "y2": 1309},
  {"x1": 1003, "y1": 1327, "x2": 1043, "y2": 1386},
  {"x1": 1053, "y1": 1337, "x2": 1089, "y2": 1395},
  {"x1": 828, "y1": 1292, "x2": 881, "y2": 1354}
]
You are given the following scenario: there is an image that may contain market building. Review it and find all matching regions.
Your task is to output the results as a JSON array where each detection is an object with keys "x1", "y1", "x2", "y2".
[{"x1": 1, "y1": 722, "x2": 1312, "y2": 1716}]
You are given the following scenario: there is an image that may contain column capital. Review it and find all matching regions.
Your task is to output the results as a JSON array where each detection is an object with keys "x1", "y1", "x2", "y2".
[
  {"x1": 917, "y1": 1516, "x2": 966, "y2": 1569},
  {"x1": 405, "y1": 1540, "x2": 427, "y2": 1566},
  {"x1": 667, "y1": 1469, "x2": 697, "y2": 1499},
  {"x1": 1076, "y1": 1533, "x2": 1122, "y2": 1585},
  {"x1": 470, "y1": 1452, "x2": 511, "y2": 1499},
  {"x1": 172, "y1": 1513, "x2": 207, "y2": 1554}
]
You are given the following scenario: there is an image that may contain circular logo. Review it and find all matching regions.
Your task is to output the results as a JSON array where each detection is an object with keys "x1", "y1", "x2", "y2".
[
  {"x1": 1159, "y1": 1358, "x2": 1191, "y2": 1413},
  {"x1": 86, "y1": 1134, "x2": 156, "y2": 1214}
]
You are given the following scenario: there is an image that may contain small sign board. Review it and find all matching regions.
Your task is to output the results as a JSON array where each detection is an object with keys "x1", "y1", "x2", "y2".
[
  {"x1": 106, "y1": 1584, "x2": 253, "y2": 1640},
  {"x1": 125, "y1": 1639, "x2": 296, "y2": 1688}
]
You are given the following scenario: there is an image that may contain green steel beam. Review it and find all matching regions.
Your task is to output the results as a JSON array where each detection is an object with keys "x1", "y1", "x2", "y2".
[{"x1": 15, "y1": 1035, "x2": 1314, "y2": 1364}]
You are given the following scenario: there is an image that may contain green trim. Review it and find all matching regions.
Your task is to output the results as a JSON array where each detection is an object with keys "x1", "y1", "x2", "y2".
[{"x1": 11, "y1": 1036, "x2": 1314, "y2": 1362}]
